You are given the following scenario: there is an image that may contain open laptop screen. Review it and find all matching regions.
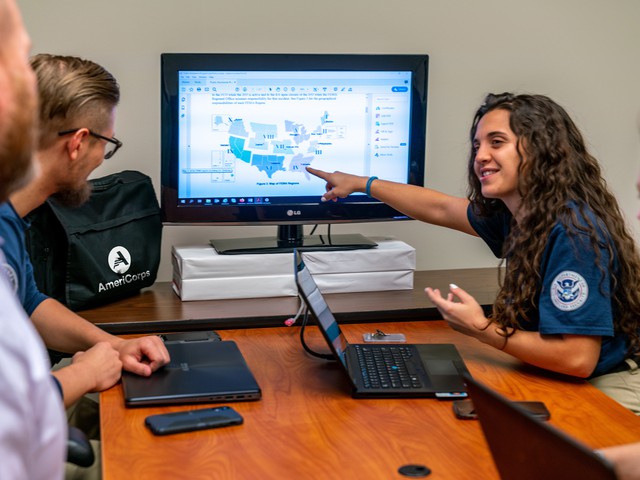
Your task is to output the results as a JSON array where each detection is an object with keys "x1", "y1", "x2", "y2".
[{"x1": 295, "y1": 250, "x2": 349, "y2": 365}]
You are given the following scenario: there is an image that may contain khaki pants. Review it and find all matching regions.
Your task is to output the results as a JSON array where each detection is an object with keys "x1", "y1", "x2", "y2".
[
  {"x1": 67, "y1": 396, "x2": 100, "y2": 440},
  {"x1": 589, "y1": 359, "x2": 640, "y2": 415},
  {"x1": 65, "y1": 439, "x2": 101, "y2": 480}
]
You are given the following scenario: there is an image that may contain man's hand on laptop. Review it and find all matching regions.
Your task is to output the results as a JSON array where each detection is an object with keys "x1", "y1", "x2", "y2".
[
  {"x1": 113, "y1": 336, "x2": 171, "y2": 377},
  {"x1": 73, "y1": 341, "x2": 123, "y2": 392},
  {"x1": 53, "y1": 341, "x2": 123, "y2": 407}
]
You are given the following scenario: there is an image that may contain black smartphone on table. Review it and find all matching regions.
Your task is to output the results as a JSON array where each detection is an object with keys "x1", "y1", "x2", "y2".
[
  {"x1": 453, "y1": 398, "x2": 550, "y2": 420},
  {"x1": 145, "y1": 406, "x2": 243, "y2": 435}
]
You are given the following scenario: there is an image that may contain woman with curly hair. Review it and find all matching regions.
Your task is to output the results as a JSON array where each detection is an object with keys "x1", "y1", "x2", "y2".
[{"x1": 307, "y1": 92, "x2": 640, "y2": 413}]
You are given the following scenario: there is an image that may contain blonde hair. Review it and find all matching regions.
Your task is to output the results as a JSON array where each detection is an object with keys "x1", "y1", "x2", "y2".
[{"x1": 29, "y1": 54, "x2": 119, "y2": 148}]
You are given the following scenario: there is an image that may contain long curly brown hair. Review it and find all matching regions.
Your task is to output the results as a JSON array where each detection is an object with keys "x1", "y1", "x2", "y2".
[{"x1": 467, "y1": 93, "x2": 640, "y2": 355}]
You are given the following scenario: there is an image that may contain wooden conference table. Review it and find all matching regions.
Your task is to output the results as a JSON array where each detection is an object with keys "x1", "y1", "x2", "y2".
[{"x1": 88, "y1": 270, "x2": 640, "y2": 479}]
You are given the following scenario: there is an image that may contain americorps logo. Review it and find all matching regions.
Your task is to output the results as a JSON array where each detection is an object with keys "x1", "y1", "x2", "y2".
[
  {"x1": 98, "y1": 246, "x2": 151, "y2": 293},
  {"x1": 108, "y1": 246, "x2": 131, "y2": 274}
]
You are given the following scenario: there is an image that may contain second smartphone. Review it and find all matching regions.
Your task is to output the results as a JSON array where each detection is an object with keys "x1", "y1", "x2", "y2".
[
  {"x1": 453, "y1": 398, "x2": 550, "y2": 420},
  {"x1": 145, "y1": 406, "x2": 244, "y2": 435}
]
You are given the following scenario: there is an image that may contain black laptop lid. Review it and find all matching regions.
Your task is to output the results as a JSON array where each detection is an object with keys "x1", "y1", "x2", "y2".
[
  {"x1": 122, "y1": 340, "x2": 261, "y2": 407},
  {"x1": 465, "y1": 375, "x2": 617, "y2": 480}
]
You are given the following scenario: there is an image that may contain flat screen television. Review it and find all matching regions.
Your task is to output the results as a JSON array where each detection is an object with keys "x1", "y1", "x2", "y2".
[{"x1": 160, "y1": 53, "x2": 428, "y2": 254}]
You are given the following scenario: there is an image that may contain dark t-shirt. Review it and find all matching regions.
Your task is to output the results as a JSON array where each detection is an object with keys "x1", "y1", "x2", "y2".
[{"x1": 0, "y1": 202, "x2": 48, "y2": 315}]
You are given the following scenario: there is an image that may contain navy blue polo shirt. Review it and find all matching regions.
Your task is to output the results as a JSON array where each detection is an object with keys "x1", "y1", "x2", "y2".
[{"x1": 467, "y1": 203, "x2": 627, "y2": 377}]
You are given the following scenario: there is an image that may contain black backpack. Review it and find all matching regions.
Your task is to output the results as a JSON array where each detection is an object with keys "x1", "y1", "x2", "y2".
[{"x1": 25, "y1": 170, "x2": 163, "y2": 311}]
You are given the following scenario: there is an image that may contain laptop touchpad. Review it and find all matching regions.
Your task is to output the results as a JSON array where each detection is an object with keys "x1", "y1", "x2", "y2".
[{"x1": 426, "y1": 360, "x2": 458, "y2": 376}]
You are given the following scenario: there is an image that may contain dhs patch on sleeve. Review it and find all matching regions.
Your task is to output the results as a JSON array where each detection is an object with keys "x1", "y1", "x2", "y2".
[{"x1": 551, "y1": 271, "x2": 589, "y2": 311}]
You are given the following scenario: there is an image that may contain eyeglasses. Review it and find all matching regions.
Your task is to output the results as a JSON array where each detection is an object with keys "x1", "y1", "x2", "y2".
[{"x1": 58, "y1": 128, "x2": 123, "y2": 159}]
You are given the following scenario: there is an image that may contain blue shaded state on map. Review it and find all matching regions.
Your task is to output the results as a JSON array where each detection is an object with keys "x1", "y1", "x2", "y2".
[{"x1": 227, "y1": 117, "x2": 321, "y2": 178}]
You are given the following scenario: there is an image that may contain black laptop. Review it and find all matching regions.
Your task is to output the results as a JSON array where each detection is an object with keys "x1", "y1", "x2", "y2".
[
  {"x1": 294, "y1": 250, "x2": 470, "y2": 398},
  {"x1": 465, "y1": 375, "x2": 617, "y2": 480},
  {"x1": 122, "y1": 339, "x2": 261, "y2": 407}
]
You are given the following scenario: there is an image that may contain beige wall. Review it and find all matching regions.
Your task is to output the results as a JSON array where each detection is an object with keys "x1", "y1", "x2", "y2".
[{"x1": 19, "y1": 0, "x2": 640, "y2": 281}]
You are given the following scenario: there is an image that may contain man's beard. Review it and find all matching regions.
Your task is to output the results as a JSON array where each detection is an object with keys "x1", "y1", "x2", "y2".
[
  {"x1": 52, "y1": 181, "x2": 92, "y2": 208},
  {"x1": 0, "y1": 73, "x2": 36, "y2": 202}
]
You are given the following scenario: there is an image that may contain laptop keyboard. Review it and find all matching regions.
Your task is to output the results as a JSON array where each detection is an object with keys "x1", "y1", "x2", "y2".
[{"x1": 355, "y1": 345, "x2": 423, "y2": 389}]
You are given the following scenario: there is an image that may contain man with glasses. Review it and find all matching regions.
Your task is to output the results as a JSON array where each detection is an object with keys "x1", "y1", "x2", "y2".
[
  {"x1": 0, "y1": 53, "x2": 169, "y2": 463},
  {"x1": 58, "y1": 129, "x2": 122, "y2": 159},
  {"x1": 14, "y1": 54, "x2": 124, "y2": 210}
]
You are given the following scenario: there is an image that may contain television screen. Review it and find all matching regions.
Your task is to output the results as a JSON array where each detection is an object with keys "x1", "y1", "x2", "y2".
[{"x1": 161, "y1": 53, "x2": 428, "y2": 253}]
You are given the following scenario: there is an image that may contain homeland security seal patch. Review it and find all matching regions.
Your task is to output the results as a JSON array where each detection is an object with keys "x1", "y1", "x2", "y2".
[{"x1": 551, "y1": 271, "x2": 588, "y2": 311}]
